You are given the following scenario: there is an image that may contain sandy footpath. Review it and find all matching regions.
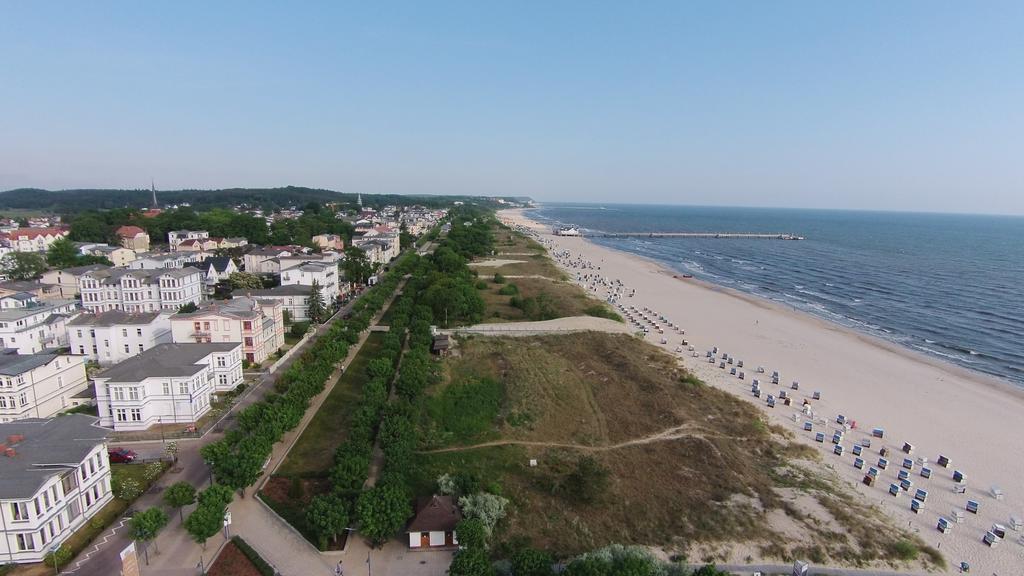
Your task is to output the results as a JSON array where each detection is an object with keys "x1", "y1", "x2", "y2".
[{"x1": 502, "y1": 208, "x2": 1024, "y2": 574}]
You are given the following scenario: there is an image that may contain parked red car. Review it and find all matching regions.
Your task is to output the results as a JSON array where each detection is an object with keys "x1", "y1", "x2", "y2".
[{"x1": 108, "y1": 448, "x2": 137, "y2": 463}]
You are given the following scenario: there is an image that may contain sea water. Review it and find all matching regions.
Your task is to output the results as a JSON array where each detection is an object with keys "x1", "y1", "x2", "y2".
[{"x1": 529, "y1": 203, "x2": 1024, "y2": 386}]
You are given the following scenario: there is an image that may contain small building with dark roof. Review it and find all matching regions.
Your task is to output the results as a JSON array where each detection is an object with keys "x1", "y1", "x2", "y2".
[{"x1": 406, "y1": 495, "x2": 461, "y2": 549}]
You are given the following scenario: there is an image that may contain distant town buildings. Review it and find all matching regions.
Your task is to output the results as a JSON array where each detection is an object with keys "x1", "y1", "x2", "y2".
[
  {"x1": 167, "y1": 230, "x2": 209, "y2": 251},
  {"x1": 0, "y1": 228, "x2": 69, "y2": 253},
  {"x1": 115, "y1": 225, "x2": 150, "y2": 253},
  {"x1": 93, "y1": 342, "x2": 242, "y2": 431}
]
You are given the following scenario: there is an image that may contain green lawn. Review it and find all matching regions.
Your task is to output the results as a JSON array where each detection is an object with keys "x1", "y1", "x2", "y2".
[{"x1": 275, "y1": 332, "x2": 386, "y2": 477}]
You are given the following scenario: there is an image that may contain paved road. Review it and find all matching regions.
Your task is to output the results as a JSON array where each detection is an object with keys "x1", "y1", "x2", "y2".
[
  {"x1": 67, "y1": 294, "x2": 368, "y2": 576},
  {"x1": 691, "y1": 564, "x2": 938, "y2": 576}
]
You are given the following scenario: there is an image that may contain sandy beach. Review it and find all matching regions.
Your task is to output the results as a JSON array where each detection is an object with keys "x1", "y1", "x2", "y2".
[{"x1": 502, "y1": 208, "x2": 1024, "y2": 574}]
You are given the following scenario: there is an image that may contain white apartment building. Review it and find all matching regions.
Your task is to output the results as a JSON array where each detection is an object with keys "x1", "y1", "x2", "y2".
[
  {"x1": 247, "y1": 285, "x2": 314, "y2": 322},
  {"x1": 39, "y1": 264, "x2": 111, "y2": 300},
  {"x1": 242, "y1": 246, "x2": 298, "y2": 275},
  {"x1": 128, "y1": 252, "x2": 201, "y2": 270},
  {"x1": 78, "y1": 268, "x2": 204, "y2": 314},
  {"x1": 0, "y1": 294, "x2": 77, "y2": 355},
  {"x1": 93, "y1": 342, "x2": 242, "y2": 431},
  {"x1": 167, "y1": 230, "x2": 209, "y2": 251},
  {"x1": 281, "y1": 261, "x2": 339, "y2": 304},
  {"x1": 170, "y1": 297, "x2": 284, "y2": 365},
  {"x1": 0, "y1": 228, "x2": 69, "y2": 253},
  {"x1": 0, "y1": 415, "x2": 112, "y2": 564},
  {"x1": 0, "y1": 352, "x2": 89, "y2": 422},
  {"x1": 67, "y1": 311, "x2": 172, "y2": 366}
]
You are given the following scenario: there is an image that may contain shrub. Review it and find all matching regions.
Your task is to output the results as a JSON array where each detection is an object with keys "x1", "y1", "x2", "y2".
[
  {"x1": 492, "y1": 273, "x2": 505, "y2": 284},
  {"x1": 475, "y1": 280, "x2": 488, "y2": 290},
  {"x1": 458, "y1": 493, "x2": 509, "y2": 535},
  {"x1": 291, "y1": 321, "x2": 311, "y2": 338},
  {"x1": 231, "y1": 537, "x2": 276, "y2": 576},
  {"x1": 497, "y1": 283, "x2": 518, "y2": 296}
]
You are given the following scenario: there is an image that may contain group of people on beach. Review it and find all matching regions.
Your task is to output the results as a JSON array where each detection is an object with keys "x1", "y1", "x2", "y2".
[{"x1": 512, "y1": 221, "x2": 1020, "y2": 573}]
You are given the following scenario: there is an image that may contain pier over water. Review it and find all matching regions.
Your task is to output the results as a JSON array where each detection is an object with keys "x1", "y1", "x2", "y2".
[{"x1": 587, "y1": 232, "x2": 805, "y2": 240}]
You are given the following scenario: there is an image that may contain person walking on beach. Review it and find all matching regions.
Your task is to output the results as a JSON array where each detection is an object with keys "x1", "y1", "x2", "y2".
[{"x1": 334, "y1": 560, "x2": 344, "y2": 576}]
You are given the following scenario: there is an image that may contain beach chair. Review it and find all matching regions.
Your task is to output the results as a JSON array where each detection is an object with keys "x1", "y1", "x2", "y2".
[
  {"x1": 966, "y1": 500, "x2": 980, "y2": 514},
  {"x1": 852, "y1": 444, "x2": 862, "y2": 456},
  {"x1": 833, "y1": 444, "x2": 844, "y2": 456},
  {"x1": 911, "y1": 499, "x2": 923, "y2": 514},
  {"x1": 920, "y1": 467, "x2": 932, "y2": 479},
  {"x1": 854, "y1": 457, "x2": 865, "y2": 469},
  {"x1": 936, "y1": 517, "x2": 951, "y2": 534},
  {"x1": 991, "y1": 486, "x2": 1004, "y2": 500}
]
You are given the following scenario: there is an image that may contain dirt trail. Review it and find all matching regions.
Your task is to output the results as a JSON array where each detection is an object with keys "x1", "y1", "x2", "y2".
[{"x1": 420, "y1": 422, "x2": 741, "y2": 456}]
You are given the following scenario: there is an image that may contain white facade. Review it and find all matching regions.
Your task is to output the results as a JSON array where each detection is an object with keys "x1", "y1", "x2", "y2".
[
  {"x1": 78, "y1": 268, "x2": 204, "y2": 314},
  {"x1": 67, "y1": 311, "x2": 173, "y2": 365},
  {"x1": 128, "y1": 252, "x2": 200, "y2": 270},
  {"x1": 93, "y1": 343, "x2": 242, "y2": 431},
  {"x1": 281, "y1": 262, "x2": 339, "y2": 304},
  {"x1": 0, "y1": 416, "x2": 112, "y2": 564},
  {"x1": 247, "y1": 286, "x2": 312, "y2": 322},
  {"x1": 168, "y1": 230, "x2": 209, "y2": 251},
  {"x1": 0, "y1": 294, "x2": 77, "y2": 355},
  {"x1": 39, "y1": 264, "x2": 111, "y2": 300},
  {"x1": 0, "y1": 353, "x2": 89, "y2": 422},
  {"x1": 0, "y1": 228, "x2": 69, "y2": 253}
]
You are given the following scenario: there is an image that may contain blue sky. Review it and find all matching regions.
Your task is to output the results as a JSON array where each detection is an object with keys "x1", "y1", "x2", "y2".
[{"x1": 2, "y1": 1, "x2": 1022, "y2": 214}]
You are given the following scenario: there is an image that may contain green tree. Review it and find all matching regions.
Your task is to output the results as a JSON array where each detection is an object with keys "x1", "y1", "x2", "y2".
[
  {"x1": 448, "y1": 547, "x2": 495, "y2": 576},
  {"x1": 67, "y1": 212, "x2": 112, "y2": 243},
  {"x1": 228, "y1": 271, "x2": 264, "y2": 290},
  {"x1": 454, "y1": 518, "x2": 487, "y2": 550},
  {"x1": 178, "y1": 302, "x2": 199, "y2": 313},
  {"x1": 305, "y1": 493, "x2": 349, "y2": 550},
  {"x1": 0, "y1": 252, "x2": 47, "y2": 280},
  {"x1": 129, "y1": 507, "x2": 169, "y2": 564},
  {"x1": 342, "y1": 246, "x2": 372, "y2": 285},
  {"x1": 163, "y1": 481, "x2": 197, "y2": 522},
  {"x1": 46, "y1": 237, "x2": 81, "y2": 268},
  {"x1": 307, "y1": 280, "x2": 327, "y2": 324},
  {"x1": 183, "y1": 504, "x2": 221, "y2": 549},
  {"x1": 356, "y1": 483, "x2": 412, "y2": 546},
  {"x1": 512, "y1": 548, "x2": 554, "y2": 576}
]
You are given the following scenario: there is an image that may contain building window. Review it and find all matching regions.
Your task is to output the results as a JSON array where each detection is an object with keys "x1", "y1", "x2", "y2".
[
  {"x1": 163, "y1": 382, "x2": 170, "y2": 395},
  {"x1": 218, "y1": 374, "x2": 227, "y2": 387},
  {"x1": 113, "y1": 388, "x2": 124, "y2": 401},
  {"x1": 130, "y1": 408, "x2": 142, "y2": 421},
  {"x1": 136, "y1": 328, "x2": 143, "y2": 337},
  {"x1": 16, "y1": 533, "x2": 34, "y2": 551},
  {"x1": 216, "y1": 356, "x2": 226, "y2": 367},
  {"x1": 124, "y1": 344, "x2": 130, "y2": 353},
  {"x1": 122, "y1": 328, "x2": 128, "y2": 337},
  {"x1": 178, "y1": 382, "x2": 189, "y2": 395},
  {"x1": 138, "y1": 343, "x2": 144, "y2": 352},
  {"x1": 18, "y1": 392, "x2": 27, "y2": 407},
  {"x1": 128, "y1": 387, "x2": 140, "y2": 400},
  {"x1": 115, "y1": 409, "x2": 127, "y2": 422},
  {"x1": 11, "y1": 501, "x2": 29, "y2": 521}
]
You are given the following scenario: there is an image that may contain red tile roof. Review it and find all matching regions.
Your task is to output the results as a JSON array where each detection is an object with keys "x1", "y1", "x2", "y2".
[{"x1": 116, "y1": 225, "x2": 147, "y2": 238}]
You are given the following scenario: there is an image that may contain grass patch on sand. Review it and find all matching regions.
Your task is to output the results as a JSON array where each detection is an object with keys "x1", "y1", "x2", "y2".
[
  {"x1": 478, "y1": 276, "x2": 619, "y2": 323},
  {"x1": 276, "y1": 332, "x2": 385, "y2": 477},
  {"x1": 413, "y1": 332, "x2": 942, "y2": 571}
]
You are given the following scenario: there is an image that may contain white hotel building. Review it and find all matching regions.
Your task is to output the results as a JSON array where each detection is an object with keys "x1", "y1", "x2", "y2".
[
  {"x1": 0, "y1": 352, "x2": 89, "y2": 422},
  {"x1": 67, "y1": 310, "x2": 173, "y2": 366},
  {"x1": 0, "y1": 415, "x2": 112, "y2": 564},
  {"x1": 78, "y1": 267, "x2": 204, "y2": 313},
  {"x1": 92, "y1": 343, "x2": 242, "y2": 431}
]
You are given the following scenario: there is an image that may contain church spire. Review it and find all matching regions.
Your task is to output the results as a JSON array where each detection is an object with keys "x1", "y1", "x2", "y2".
[{"x1": 151, "y1": 180, "x2": 158, "y2": 208}]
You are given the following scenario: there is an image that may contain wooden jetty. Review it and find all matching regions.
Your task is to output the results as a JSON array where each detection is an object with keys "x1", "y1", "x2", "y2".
[{"x1": 585, "y1": 232, "x2": 805, "y2": 240}]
